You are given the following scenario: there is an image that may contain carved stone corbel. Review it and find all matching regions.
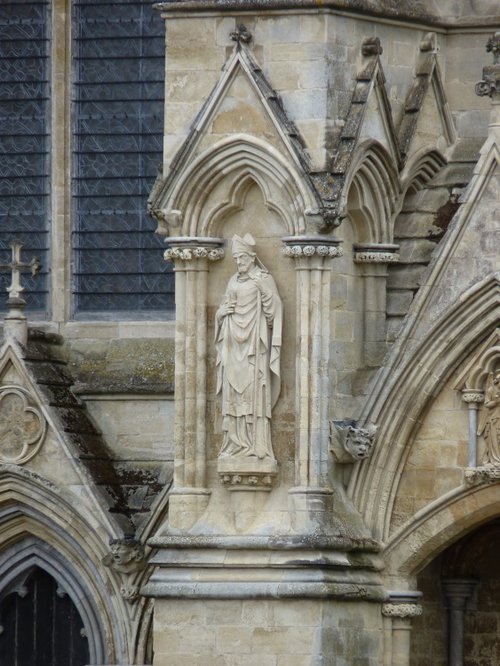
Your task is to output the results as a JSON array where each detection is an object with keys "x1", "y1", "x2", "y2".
[
  {"x1": 329, "y1": 420, "x2": 378, "y2": 464},
  {"x1": 102, "y1": 538, "x2": 146, "y2": 604}
]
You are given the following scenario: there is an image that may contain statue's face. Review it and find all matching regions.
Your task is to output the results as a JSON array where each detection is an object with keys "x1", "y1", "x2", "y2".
[{"x1": 234, "y1": 252, "x2": 255, "y2": 275}]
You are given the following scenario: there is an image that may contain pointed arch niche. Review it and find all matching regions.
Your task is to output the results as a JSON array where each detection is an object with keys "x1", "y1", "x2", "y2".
[
  {"x1": 342, "y1": 141, "x2": 400, "y2": 368},
  {"x1": 387, "y1": 148, "x2": 449, "y2": 339},
  {"x1": 156, "y1": 134, "x2": 323, "y2": 238},
  {"x1": 160, "y1": 132, "x2": 333, "y2": 531}
]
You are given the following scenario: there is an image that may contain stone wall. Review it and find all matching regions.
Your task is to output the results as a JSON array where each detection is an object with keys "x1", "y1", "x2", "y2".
[
  {"x1": 390, "y1": 370, "x2": 468, "y2": 534},
  {"x1": 153, "y1": 598, "x2": 382, "y2": 666}
]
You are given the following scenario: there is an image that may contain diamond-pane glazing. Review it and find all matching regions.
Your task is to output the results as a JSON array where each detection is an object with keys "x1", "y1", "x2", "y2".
[
  {"x1": 73, "y1": 0, "x2": 172, "y2": 314},
  {"x1": 0, "y1": 1, "x2": 50, "y2": 313}
]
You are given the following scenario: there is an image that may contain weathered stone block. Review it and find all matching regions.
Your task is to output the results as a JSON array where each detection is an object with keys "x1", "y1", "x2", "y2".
[{"x1": 386, "y1": 290, "x2": 414, "y2": 316}]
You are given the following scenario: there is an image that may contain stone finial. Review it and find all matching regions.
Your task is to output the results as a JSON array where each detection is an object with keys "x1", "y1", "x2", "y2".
[
  {"x1": 420, "y1": 32, "x2": 437, "y2": 53},
  {"x1": 0, "y1": 241, "x2": 41, "y2": 304},
  {"x1": 475, "y1": 32, "x2": 500, "y2": 98},
  {"x1": 1, "y1": 241, "x2": 41, "y2": 345},
  {"x1": 230, "y1": 24, "x2": 252, "y2": 45},
  {"x1": 361, "y1": 37, "x2": 383, "y2": 57}
]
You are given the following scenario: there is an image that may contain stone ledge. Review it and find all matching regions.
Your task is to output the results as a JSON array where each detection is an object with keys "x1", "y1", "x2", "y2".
[
  {"x1": 142, "y1": 580, "x2": 386, "y2": 601},
  {"x1": 154, "y1": 0, "x2": 500, "y2": 29},
  {"x1": 148, "y1": 533, "x2": 380, "y2": 552}
]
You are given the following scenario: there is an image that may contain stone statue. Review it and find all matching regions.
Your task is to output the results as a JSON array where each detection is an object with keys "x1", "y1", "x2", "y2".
[
  {"x1": 478, "y1": 370, "x2": 500, "y2": 465},
  {"x1": 215, "y1": 234, "x2": 282, "y2": 460},
  {"x1": 330, "y1": 420, "x2": 378, "y2": 463}
]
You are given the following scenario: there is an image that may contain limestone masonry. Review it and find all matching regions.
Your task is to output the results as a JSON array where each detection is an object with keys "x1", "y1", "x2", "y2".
[{"x1": 0, "y1": 1, "x2": 500, "y2": 664}]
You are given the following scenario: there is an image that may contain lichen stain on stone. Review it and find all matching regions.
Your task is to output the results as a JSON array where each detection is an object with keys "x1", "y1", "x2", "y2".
[{"x1": 67, "y1": 338, "x2": 175, "y2": 393}]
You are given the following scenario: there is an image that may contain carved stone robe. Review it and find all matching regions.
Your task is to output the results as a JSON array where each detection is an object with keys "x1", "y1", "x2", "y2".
[
  {"x1": 215, "y1": 265, "x2": 282, "y2": 459},
  {"x1": 478, "y1": 377, "x2": 500, "y2": 465}
]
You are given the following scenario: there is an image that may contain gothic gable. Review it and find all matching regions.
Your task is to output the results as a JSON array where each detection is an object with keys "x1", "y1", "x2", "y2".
[
  {"x1": 148, "y1": 39, "x2": 328, "y2": 235},
  {"x1": 0, "y1": 332, "x2": 163, "y2": 536},
  {"x1": 398, "y1": 33, "x2": 456, "y2": 164}
]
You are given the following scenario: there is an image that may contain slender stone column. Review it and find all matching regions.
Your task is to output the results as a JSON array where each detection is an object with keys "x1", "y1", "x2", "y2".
[
  {"x1": 164, "y1": 237, "x2": 225, "y2": 530},
  {"x1": 353, "y1": 243, "x2": 399, "y2": 367},
  {"x1": 442, "y1": 578, "x2": 477, "y2": 666},
  {"x1": 282, "y1": 236, "x2": 342, "y2": 531},
  {"x1": 461, "y1": 390, "x2": 484, "y2": 467},
  {"x1": 382, "y1": 592, "x2": 423, "y2": 666}
]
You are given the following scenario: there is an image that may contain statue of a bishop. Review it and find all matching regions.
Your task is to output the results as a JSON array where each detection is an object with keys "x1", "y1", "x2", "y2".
[{"x1": 215, "y1": 233, "x2": 282, "y2": 460}]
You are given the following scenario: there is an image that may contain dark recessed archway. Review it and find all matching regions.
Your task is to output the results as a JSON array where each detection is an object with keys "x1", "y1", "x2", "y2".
[
  {"x1": 0, "y1": 566, "x2": 90, "y2": 666},
  {"x1": 410, "y1": 519, "x2": 500, "y2": 666}
]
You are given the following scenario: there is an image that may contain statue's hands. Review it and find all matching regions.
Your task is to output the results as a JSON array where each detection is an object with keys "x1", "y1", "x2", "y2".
[{"x1": 218, "y1": 301, "x2": 235, "y2": 318}]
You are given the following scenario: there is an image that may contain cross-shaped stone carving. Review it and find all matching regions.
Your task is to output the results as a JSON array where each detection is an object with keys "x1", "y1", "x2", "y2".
[{"x1": 0, "y1": 241, "x2": 41, "y2": 303}]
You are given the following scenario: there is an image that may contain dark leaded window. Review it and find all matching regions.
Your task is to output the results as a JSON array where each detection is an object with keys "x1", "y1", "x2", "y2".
[
  {"x1": 0, "y1": 0, "x2": 50, "y2": 313},
  {"x1": 0, "y1": 567, "x2": 90, "y2": 666},
  {"x1": 73, "y1": 0, "x2": 173, "y2": 315}
]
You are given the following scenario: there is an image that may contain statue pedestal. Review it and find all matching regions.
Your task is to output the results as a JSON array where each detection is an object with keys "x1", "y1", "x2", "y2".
[{"x1": 217, "y1": 455, "x2": 278, "y2": 491}]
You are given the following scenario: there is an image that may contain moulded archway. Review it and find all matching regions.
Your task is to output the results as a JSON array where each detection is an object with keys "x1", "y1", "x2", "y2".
[
  {"x1": 156, "y1": 134, "x2": 324, "y2": 238},
  {"x1": 344, "y1": 140, "x2": 401, "y2": 244},
  {"x1": 350, "y1": 275, "x2": 500, "y2": 539},
  {"x1": 384, "y1": 483, "x2": 500, "y2": 577},
  {"x1": 0, "y1": 467, "x2": 130, "y2": 664},
  {"x1": 408, "y1": 517, "x2": 500, "y2": 666}
]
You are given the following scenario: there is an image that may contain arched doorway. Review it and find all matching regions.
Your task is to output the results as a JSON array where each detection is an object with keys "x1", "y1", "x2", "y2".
[
  {"x1": 0, "y1": 566, "x2": 90, "y2": 666},
  {"x1": 410, "y1": 519, "x2": 500, "y2": 665}
]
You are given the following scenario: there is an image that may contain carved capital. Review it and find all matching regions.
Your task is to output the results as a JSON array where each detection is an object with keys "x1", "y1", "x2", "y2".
[
  {"x1": 465, "y1": 465, "x2": 500, "y2": 486},
  {"x1": 476, "y1": 78, "x2": 500, "y2": 98},
  {"x1": 382, "y1": 603, "x2": 423, "y2": 618},
  {"x1": 461, "y1": 389, "x2": 485, "y2": 404},
  {"x1": 353, "y1": 243, "x2": 399, "y2": 264},
  {"x1": 164, "y1": 246, "x2": 225, "y2": 263},
  {"x1": 164, "y1": 237, "x2": 225, "y2": 264},
  {"x1": 354, "y1": 252, "x2": 399, "y2": 264},
  {"x1": 0, "y1": 385, "x2": 47, "y2": 465},
  {"x1": 282, "y1": 236, "x2": 343, "y2": 260}
]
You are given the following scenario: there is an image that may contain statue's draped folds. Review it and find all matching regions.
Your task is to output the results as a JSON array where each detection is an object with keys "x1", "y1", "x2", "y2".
[{"x1": 215, "y1": 234, "x2": 282, "y2": 460}]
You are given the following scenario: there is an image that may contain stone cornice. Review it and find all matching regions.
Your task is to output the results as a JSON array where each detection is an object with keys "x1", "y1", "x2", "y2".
[{"x1": 154, "y1": 0, "x2": 500, "y2": 30}]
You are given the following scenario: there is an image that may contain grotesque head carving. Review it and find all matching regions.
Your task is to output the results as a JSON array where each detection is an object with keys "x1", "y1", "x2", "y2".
[
  {"x1": 329, "y1": 420, "x2": 378, "y2": 463},
  {"x1": 344, "y1": 426, "x2": 377, "y2": 460},
  {"x1": 102, "y1": 538, "x2": 146, "y2": 575}
]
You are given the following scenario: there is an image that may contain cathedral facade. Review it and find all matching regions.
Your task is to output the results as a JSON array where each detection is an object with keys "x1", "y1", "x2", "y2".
[{"x1": 0, "y1": 1, "x2": 500, "y2": 664}]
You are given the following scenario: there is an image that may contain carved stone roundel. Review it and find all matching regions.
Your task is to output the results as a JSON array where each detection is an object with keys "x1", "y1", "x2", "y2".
[{"x1": 0, "y1": 385, "x2": 47, "y2": 465}]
